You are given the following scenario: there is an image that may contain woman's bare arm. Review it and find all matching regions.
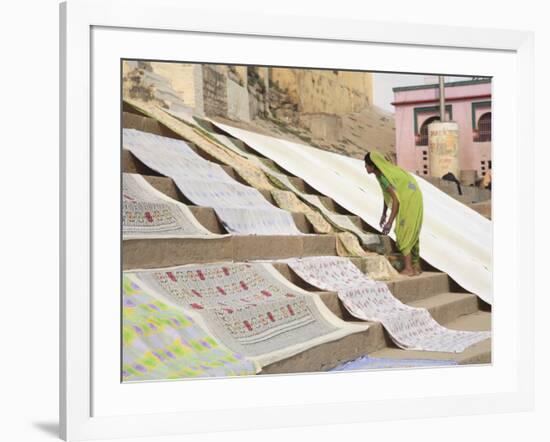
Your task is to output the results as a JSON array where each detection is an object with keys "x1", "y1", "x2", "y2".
[
  {"x1": 380, "y1": 201, "x2": 388, "y2": 228},
  {"x1": 382, "y1": 186, "x2": 399, "y2": 235}
]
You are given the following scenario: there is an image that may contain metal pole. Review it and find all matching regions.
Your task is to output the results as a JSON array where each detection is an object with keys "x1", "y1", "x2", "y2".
[{"x1": 439, "y1": 75, "x2": 446, "y2": 122}]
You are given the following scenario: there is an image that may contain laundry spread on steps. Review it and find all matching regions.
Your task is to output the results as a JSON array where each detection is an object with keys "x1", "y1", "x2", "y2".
[
  {"x1": 330, "y1": 355, "x2": 457, "y2": 371},
  {"x1": 120, "y1": 100, "x2": 491, "y2": 374},
  {"x1": 122, "y1": 172, "x2": 217, "y2": 239},
  {"x1": 284, "y1": 256, "x2": 491, "y2": 353},
  {"x1": 128, "y1": 261, "x2": 368, "y2": 367},
  {"x1": 210, "y1": 121, "x2": 493, "y2": 305},
  {"x1": 123, "y1": 128, "x2": 302, "y2": 235},
  {"x1": 177, "y1": 117, "x2": 386, "y2": 254}
]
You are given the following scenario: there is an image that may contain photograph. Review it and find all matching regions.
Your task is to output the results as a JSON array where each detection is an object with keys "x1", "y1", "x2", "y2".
[{"x1": 120, "y1": 60, "x2": 492, "y2": 382}]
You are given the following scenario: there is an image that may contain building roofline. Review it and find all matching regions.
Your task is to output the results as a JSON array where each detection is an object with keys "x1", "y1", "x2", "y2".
[{"x1": 392, "y1": 78, "x2": 492, "y2": 92}]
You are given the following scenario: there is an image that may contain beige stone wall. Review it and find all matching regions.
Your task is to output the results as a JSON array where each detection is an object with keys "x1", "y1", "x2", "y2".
[
  {"x1": 269, "y1": 68, "x2": 300, "y2": 103},
  {"x1": 149, "y1": 62, "x2": 200, "y2": 108},
  {"x1": 299, "y1": 113, "x2": 343, "y2": 143},
  {"x1": 227, "y1": 78, "x2": 251, "y2": 121},
  {"x1": 269, "y1": 68, "x2": 373, "y2": 115},
  {"x1": 202, "y1": 65, "x2": 228, "y2": 117}
]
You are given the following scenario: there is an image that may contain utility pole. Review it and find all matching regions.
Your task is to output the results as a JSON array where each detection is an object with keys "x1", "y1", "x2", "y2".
[
  {"x1": 439, "y1": 76, "x2": 446, "y2": 122},
  {"x1": 429, "y1": 75, "x2": 460, "y2": 178}
]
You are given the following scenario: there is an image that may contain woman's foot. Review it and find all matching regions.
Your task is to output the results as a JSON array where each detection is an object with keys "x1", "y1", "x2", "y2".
[
  {"x1": 413, "y1": 263, "x2": 423, "y2": 275},
  {"x1": 399, "y1": 254, "x2": 416, "y2": 276},
  {"x1": 399, "y1": 267, "x2": 416, "y2": 276}
]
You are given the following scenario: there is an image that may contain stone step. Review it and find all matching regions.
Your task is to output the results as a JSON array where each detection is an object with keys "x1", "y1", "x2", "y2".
[
  {"x1": 123, "y1": 110, "x2": 183, "y2": 140},
  {"x1": 261, "y1": 324, "x2": 382, "y2": 374},
  {"x1": 409, "y1": 292, "x2": 480, "y2": 324},
  {"x1": 369, "y1": 310, "x2": 491, "y2": 365},
  {"x1": 272, "y1": 263, "x2": 451, "y2": 303},
  {"x1": 188, "y1": 206, "x2": 312, "y2": 234},
  {"x1": 122, "y1": 234, "x2": 339, "y2": 270},
  {"x1": 386, "y1": 271, "x2": 451, "y2": 303},
  {"x1": 262, "y1": 303, "x2": 490, "y2": 374},
  {"x1": 317, "y1": 290, "x2": 478, "y2": 326}
]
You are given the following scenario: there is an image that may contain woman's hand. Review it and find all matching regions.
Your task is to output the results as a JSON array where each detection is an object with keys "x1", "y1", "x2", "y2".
[{"x1": 382, "y1": 220, "x2": 392, "y2": 235}]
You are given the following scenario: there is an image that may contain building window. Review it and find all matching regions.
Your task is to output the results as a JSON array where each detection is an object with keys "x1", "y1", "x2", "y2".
[
  {"x1": 476, "y1": 112, "x2": 492, "y2": 142},
  {"x1": 417, "y1": 116, "x2": 440, "y2": 146}
]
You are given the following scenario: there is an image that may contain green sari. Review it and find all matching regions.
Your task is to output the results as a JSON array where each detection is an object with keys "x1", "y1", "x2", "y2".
[{"x1": 370, "y1": 151, "x2": 423, "y2": 264}]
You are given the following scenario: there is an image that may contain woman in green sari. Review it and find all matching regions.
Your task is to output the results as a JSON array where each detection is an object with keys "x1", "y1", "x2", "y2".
[{"x1": 364, "y1": 151, "x2": 423, "y2": 276}]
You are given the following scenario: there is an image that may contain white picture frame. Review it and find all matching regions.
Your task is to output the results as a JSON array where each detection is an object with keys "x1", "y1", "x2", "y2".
[{"x1": 60, "y1": 0, "x2": 534, "y2": 440}]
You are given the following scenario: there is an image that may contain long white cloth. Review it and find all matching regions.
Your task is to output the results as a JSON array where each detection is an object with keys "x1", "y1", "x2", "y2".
[
  {"x1": 209, "y1": 122, "x2": 492, "y2": 304},
  {"x1": 123, "y1": 128, "x2": 301, "y2": 235},
  {"x1": 284, "y1": 256, "x2": 491, "y2": 353}
]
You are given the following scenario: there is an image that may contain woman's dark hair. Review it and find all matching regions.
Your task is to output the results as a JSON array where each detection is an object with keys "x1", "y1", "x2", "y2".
[{"x1": 364, "y1": 152, "x2": 375, "y2": 167}]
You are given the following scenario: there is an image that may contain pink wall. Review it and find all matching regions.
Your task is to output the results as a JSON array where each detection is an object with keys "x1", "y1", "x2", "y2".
[{"x1": 392, "y1": 80, "x2": 492, "y2": 179}]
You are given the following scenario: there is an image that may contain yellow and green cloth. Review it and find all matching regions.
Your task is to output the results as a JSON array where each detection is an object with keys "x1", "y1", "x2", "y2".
[{"x1": 122, "y1": 275, "x2": 258, "y2": 381}]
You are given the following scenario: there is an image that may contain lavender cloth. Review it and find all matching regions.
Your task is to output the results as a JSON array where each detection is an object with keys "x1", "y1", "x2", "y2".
[{"x1": 330, "y1": 355, "x2": 458, "y2": 371}]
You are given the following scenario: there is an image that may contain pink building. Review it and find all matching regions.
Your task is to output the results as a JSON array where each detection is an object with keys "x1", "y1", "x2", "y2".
[{"x1": 392, "y1": 79, "x2": 492, "y2": 180}]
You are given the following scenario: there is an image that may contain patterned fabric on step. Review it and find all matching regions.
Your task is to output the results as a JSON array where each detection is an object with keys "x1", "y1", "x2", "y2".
[
  {"x1": 123, "y1": 126, "x2": 301, "y2": 235},
  {"x1": 122, "y1": 275, "x2": 258, "y2": 381},
  {"x1": 129, "y1": 262, "x2": 368, "y2": 367},
  {"x1": 122, "y1": 173, "x2": 214, "y2": 239},
  {"x1": 285, "y1": 256, "x2": 491, "y2": 353}
]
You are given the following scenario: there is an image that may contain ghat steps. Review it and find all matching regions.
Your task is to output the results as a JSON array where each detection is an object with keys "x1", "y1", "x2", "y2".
[{"x1": 121, "y1": 107, "x2": 491, "y2": 372}]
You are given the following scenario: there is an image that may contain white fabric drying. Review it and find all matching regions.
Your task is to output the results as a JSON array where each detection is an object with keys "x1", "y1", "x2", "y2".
[{"x1": 209, "y1": 122, "x2": 493, "y2": 304}]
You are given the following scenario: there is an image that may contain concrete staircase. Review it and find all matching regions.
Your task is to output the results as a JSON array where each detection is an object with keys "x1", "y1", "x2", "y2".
[
  {"x1": 423, "y1": 176, "x2": 492, "y2": 219},
  {"x1": 122, "y1": 108, "x2": 492, "y2": 373}
]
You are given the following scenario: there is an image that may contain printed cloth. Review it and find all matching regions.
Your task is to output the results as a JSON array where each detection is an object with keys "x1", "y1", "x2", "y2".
[
  {"x1": 362, "y1": 254, "x2": 400, "y2": 280},
  {"x1": 330, "y1": 355, "x2": 457, "y2": 371},
  {"x1": 301, "y1": 195, "x2": 381, "y2": 247},
  {"x1": 124, "y1": 128, "x2": 233, "y2": 181},
  {"x1": 163, "y1": 108, "x2": 276, "y2": 191},
  {"x1": 285, "y1": 256, "x2": 491, "y2": 353},
  {"x1": 336, "y1": 232, "x2": 369, "y2": 257},
  {"x1": 123, "y1": 128, "x2": 301, "y2": 235},
  {"x1": 129, "y1": 262, "x2": 367, "y2": 367},
  {"x1": 266, "y1": 169, "x2": 382, "y2": 248},
  {"x1": 271, "y1": 189, "x2": 333, "y2": 234},
  {"x1": 122, "y1": 275, "x2": 258, "y2": 381},
  {"x1": 122, "y1": 173, "x2": 214, "y2": 239}
]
